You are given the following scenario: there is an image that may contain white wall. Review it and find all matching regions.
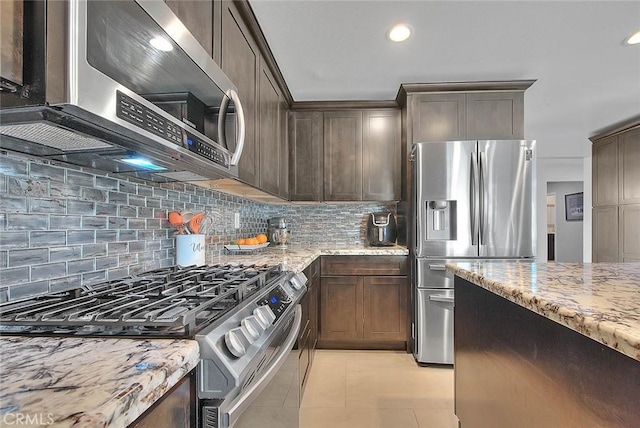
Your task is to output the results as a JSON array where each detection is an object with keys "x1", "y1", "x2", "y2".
[{"x1": 536, "y1": 157, "x2": 591, "y2": 263}]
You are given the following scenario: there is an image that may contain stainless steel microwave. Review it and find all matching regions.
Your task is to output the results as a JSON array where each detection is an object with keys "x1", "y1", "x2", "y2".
[{"x1": 0, "y1": 0, "x2": 245, "y2": 182}]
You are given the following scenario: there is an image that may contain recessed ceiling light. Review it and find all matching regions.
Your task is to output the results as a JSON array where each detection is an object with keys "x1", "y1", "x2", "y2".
[
  {"x1": 149, "y1": 36, "x2": 173, "y2": 51},
  {"x1": 625, "y1": 30, "x2": 640, "y2": 45},
  {"x1": 387, "y1": 24, "x2": 412, "y2": 43}
]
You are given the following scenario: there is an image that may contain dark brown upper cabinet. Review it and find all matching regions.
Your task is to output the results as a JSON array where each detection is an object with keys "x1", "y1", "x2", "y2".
[
  {"x1": 362, "y1": 109, "x2": 401, "y2": 201},
  {"x1": 410, "y1": 90, "x2": 525, "y2": 142},
  {"x1": 258, "y1": 64, "x2": 286, "y2": 197},
  {"x1": 165, "y1": 1, "x2": 214, "y2": 58},
  {"x1": 221, "y1": 1, "x2": 259, "y2": 186},
  {"x1": 289, "y1": 111, "x2": 324, "y2": 201},
  {"x1": 324, "y1": 110, "x2": 364, "y2": 201}
]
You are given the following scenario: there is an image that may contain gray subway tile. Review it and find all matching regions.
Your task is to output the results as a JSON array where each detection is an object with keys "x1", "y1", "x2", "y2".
[
  {"x1": 129, "y1": 241, "x2": 145, "y2": 252},
  {"x1": 96, "y1": 256, "x2": 118, "y2": 270},
  {"x1": 68, "y1": 259, "x2": 95, "y2": 275},
  {"x1": 66, "y1": 170, "x2": 94, "y2": 187},
  {"x1": 128, "y1": 218, "x2": 146, "y2": 229},
  {"x1": 108, "y1": 216, "x2": 128, "y2": 229},
  {"x1": 81, "y1": 187, "x2": 107, "y2": 202},
  {"x1": 107, "y1": 266, "x2": 130, "y2": 280},
  {"x1": 0, "y1": 287, "x2": 8, "y2": 303},
  {"x1": 31, "y1": 262, "x2": 67, "y2": 281},
  {"x1": 30, "y1": 163, "x2": 65, "y2": 182},
  {"x1": 50, "y1": 215, "x2": 81, "y2": 230},
  {"x1": 0, "y1": 231, "x2": 29, "y2": 249},
  {"x1": 137, "y1": 184, "x2": 153, "y2": 197},
  {"x1": 137, "y1": 229, "x2": 154, "y2": 240},
  {"x1": 108, "y1": 191, "x2": 128, "y2": 204},
  {"x1": 118, "y1": 229, "x2": 137, "y2": 241},
  {"x1": 67, "y1": 230, "x2": 95, "y2": 244},
  {"x1": 0, "y1": 250, "x2": 6, "y2": 268},
  {"x1": 50, "y1": 182, "x2": 82, "y2": 198},
  {"x1": 0, "y1": 195, "x2": 28, "y2": 213},
  {"x1": 119, "y1": 181, "x2": 137, "y2": 194},
  {"x1": 82, "y1": 243, "x2": 107, "y2": 258},
  {"x1": 9, "y1": 248, "x2": 49, "y2": 267},
  {"x1": 146, "y1": 198, "x2": 161, "y2": 209},
  {"x1": 96, "y1": 203, "x2": 118, "y2": 216},
  {"x1": 50, "y1": 245, "x2": 82, "y2": 262},
  {"x1": 7, "y1": 177, "x2": 49, "y2": 197},
  {"x1": 31, "y1": 231, "x2": 67, "y2": 246},
  {"x1": 49, "y1": 275, "x2": 82, "y2": 293},
  {"x1": 83, "y1": 270, "x2": 106, "y2": 284},
  {"x1": 67, "y1": 200, "x2": 95, "y2": 215},
  {"x1": 95, "y1": 230, "x2": 118, "y2": 242},
  {"x1": 82, "y1": 216, "x2": 107, "y2": 230},
  {"x1": 10, "y1": 280, "x2": 50, "y2": 300},
  {"x1": 153, "y1": 188, "x2": 168, "y2": 199},
  {"x1": 30, "y1": 198, "x2": 66, "y2": 214},
  {"x1": 128, "y1": 196, "x2": 146, "y2": 207},
  {"x1": 0, "y1": 266, "x2": 30, "y2": 285},
  {"x1": 118, "y1": 206, "x2": 137, "y2": 217},
  {"x1": 108, "y1": 242, "x2": 128, "y2": 255},
  {"x1": 0, "y1": 155, "x2": 28, "y2": 176},
  {"x1": 6, "y1": 213, "x2": 48, "y2": 230},
  {"x1": 145, "y1": 218, "x2": 162, "y2": 229},
  {"x1": 95, "y1": 176, "x2": 119, "y2": 190},
  {"x1": 137, "y1": 207, "x2": 154, "y2": 218}
]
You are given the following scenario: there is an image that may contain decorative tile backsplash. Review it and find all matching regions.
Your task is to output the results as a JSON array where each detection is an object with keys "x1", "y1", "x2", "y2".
[{"x1": 0, "y1": 151, "x2": 395, "y2": 301}]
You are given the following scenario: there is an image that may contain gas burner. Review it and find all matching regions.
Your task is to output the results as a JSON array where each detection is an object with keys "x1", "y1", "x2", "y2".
[{"x1": 0, "y1": 264, "x2": 284, "y2": 338}]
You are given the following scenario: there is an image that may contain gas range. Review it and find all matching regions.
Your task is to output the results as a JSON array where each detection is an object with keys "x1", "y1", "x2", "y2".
[
  {"x1": 0, "y1": 263, "x2": 308, "y2": 428},
  {"x1": 0, "y1": 264, "x2": 289, "y2": 338}
]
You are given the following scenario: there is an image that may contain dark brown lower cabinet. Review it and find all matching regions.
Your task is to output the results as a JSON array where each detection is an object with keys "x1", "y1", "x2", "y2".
[
  {"x1": 318, "y1": 256, "x2": 408, "y2": 349},
  {"x1": 299, "y1": 258, "x2": 320, "y2": 398}
]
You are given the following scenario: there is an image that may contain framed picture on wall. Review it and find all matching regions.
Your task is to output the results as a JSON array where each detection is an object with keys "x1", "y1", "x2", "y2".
[{"x1": 565, "y1": 192, "x2": 583, "y2": 221}]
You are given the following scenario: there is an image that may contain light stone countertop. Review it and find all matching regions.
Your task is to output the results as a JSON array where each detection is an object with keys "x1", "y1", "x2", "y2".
[
  {"x1": 446, "y1": 261, "x2": 640, "y2": 362},
  {"x1": 210, "y1": 244, "x2": 408, "y2": 273},
  {"x1": 0, "y1": 337, "x2": 199, "y2": 427},
  {"x1": 0, "y1": 245, "x2": 407, "y2": 427}
]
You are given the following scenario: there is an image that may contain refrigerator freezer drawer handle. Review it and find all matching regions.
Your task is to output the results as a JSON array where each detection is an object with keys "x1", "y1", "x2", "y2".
[
  {"x1": 429, "y1": 295, "x2": 455, "y2": 305},
  {"x1": 429, "y1": 264, "x2": 446, "y2": 271}
]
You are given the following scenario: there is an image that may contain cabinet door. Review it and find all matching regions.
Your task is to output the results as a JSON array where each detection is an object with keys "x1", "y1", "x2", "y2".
[
  {"x1": 619, "y1": 204, "x2": 640, "y2": 261},
  {"x1": 289, "y1": 111, "x2": 323, "y2": 201},
  {"x1": 309, "y1": 271, "x2": 319, "y2": 354},
  {"x1": 363, "y1": 277, "x2": 407, "y2": 341},
  {"x1": 320, "y1": 276, "x2": 363, "y2": 340},
  {"x1": 165, "y1": 0, "x2": 213, "y2": 58},
  {"x1": 324, "y1": 111, "x2": 363, "y2": 201},
  {"x1": 412, "y1": 93, "x2": 466, "y2": 141},
  {"x1": 619, "y1": 128, "x2": 640, "y2": 204},
  {"x1": 593, "y1": 136, "x2": 619, "y2": 207},
  {"x1": 362, "y1": 109, "x2": 401, "y2": 201},
  {"x1": 221, "y1": 2, "x2": 259, "y2": 185},
  {"x1": 258, "y1": 64, "x2": 281, "y2": 195},
  {"x1": 466, "y1": 92, "x2": 524, "y2": 139},
  {"x1": 278, "y1": 99, "x2": 289, "y2": 200},
  {"x1": 593, "y1": 206, "x2": 619, "y2": 262}
]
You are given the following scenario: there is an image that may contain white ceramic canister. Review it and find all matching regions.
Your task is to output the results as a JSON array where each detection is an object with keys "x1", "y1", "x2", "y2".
[{"x1": 176, "y1": 234, "x2": 206, "y2": 266}]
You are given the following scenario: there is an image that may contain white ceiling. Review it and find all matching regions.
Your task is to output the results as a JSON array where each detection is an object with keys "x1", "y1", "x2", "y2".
[{"x1": 249, "y1": 0, "x2": 640, "y2": 158}]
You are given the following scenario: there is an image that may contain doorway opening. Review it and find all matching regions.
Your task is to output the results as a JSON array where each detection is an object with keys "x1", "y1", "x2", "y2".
[{"x1": 547, "y1": 181, "x2": 584, "y2": 262}]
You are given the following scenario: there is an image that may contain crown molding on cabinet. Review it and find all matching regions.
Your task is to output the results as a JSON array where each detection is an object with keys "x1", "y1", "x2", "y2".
[
  {"x1": 396, "y1": 80, "x2": 536, "y2": 106},
  {"x1": 589, "y1": 115, "x2": 640, "y2": 142},
  {"x1": 291, "y1": 100, "x2": 400, "y2": 110}
]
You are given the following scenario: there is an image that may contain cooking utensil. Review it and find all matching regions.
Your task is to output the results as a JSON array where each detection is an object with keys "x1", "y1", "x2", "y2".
[
  {"x1": 199, "y1": 214, "x2": 214, "y2": 235},
  {"x1": 181, "y1": 211, "x2": 194, "y2": 234},
  {"x1": 189, "y1": 212, "x2": 205, "y2": 234},
  {"x1": 168, "y1": 211, "x2": 186, "y2": 234}
]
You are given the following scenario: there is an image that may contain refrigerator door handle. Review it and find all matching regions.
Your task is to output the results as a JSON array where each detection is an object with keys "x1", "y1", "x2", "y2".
[
  {"x1": 470, "y1": 152, "x2": 479, "y2": 246},
  {"x1": 479, "y1": 151, "x2": 486, "y2": 245},
  {"x1": 428, "y1": 264, "x2": 446, "y2": 271},
  {"x1": 429, "y1": 295, "x2": 455, "y2": 305}
]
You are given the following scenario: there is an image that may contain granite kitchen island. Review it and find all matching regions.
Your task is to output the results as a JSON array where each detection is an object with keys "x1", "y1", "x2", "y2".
[{"x1": 447, "y1": 261, "x2": 640, "y2": 428}]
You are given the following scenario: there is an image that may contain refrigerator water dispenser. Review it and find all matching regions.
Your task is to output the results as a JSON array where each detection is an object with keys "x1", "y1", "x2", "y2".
[{"x1": 426, "y1": 200, "x2": 457, "y2": 240}]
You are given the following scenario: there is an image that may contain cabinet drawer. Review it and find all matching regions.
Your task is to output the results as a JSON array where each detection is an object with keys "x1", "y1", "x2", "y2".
[{"x1": 321, "y1": 256, "x2": 407, "y2": 276}]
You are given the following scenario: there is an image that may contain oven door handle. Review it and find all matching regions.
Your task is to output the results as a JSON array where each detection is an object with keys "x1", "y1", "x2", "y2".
[{"x1": 225, "y1": 305, "x2": 302, "y2": 428}]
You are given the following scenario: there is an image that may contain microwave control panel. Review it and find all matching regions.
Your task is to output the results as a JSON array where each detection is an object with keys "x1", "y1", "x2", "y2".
[{"x1": 116, "y1": 91, "x2": 229, "y2": 169}]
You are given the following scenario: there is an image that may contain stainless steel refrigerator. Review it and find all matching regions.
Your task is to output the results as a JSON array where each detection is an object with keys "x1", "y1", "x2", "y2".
[{"x1": 411, "y1": 140, "x2": 536, "y2": 364}]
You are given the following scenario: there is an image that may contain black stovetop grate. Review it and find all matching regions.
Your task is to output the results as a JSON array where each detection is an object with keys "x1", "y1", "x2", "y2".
[{"x1": 0, "y1": 264, "x2": 283, "y2": 338}]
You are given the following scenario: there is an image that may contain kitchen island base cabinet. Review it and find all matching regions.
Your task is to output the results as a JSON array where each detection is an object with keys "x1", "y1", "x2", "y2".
[{"x1": 454, "y1": 277, "x2": 640, "y2": 428}]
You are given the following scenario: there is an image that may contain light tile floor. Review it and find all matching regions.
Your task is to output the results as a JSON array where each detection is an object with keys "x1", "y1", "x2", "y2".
[{"x1": 300, "y1": 350, "x2": 458, "y2": 428}]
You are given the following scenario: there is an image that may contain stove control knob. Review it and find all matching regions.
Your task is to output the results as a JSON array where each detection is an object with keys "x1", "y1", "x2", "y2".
[
  {"x1": 225, "y1": 327, "x2": 249, "y2": 358},
  {"x1": 289, "y1": 272, "x2": 308, "y2": 290},
  {"x1": 253, "y1": 305, "x2": 276, "y2": 328},
  {"x1": 241, "y1": 315, "x2": 263, "y2": 340}
]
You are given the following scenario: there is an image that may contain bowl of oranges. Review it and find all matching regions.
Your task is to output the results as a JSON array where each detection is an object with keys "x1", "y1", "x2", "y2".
[{"x1": 224, "y1": 233, "x2": 270, "y2": 252}]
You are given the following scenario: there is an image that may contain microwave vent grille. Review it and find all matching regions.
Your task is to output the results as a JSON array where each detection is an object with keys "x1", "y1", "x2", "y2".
[
  {"x1": 155, "y1": 171, "x2": 209, "y2": 181},
  {"x1": 0, "y1": 123, "x2": 112, "y2": 151}
]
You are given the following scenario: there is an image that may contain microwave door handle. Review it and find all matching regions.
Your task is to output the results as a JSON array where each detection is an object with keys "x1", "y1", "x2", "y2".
[{"x1": 218, "y1": 89, "x2": 246, "y2": 166}]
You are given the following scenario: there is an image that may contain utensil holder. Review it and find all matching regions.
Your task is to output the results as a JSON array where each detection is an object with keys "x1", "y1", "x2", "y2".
[{"x1": 176, "y1": 234, "x2": 206, "y2": 266}]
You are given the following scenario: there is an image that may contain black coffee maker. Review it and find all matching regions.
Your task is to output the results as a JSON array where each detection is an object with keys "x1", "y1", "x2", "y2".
[{"x1": 366, "y1": 212, "x2": 397, "y2": 246}]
